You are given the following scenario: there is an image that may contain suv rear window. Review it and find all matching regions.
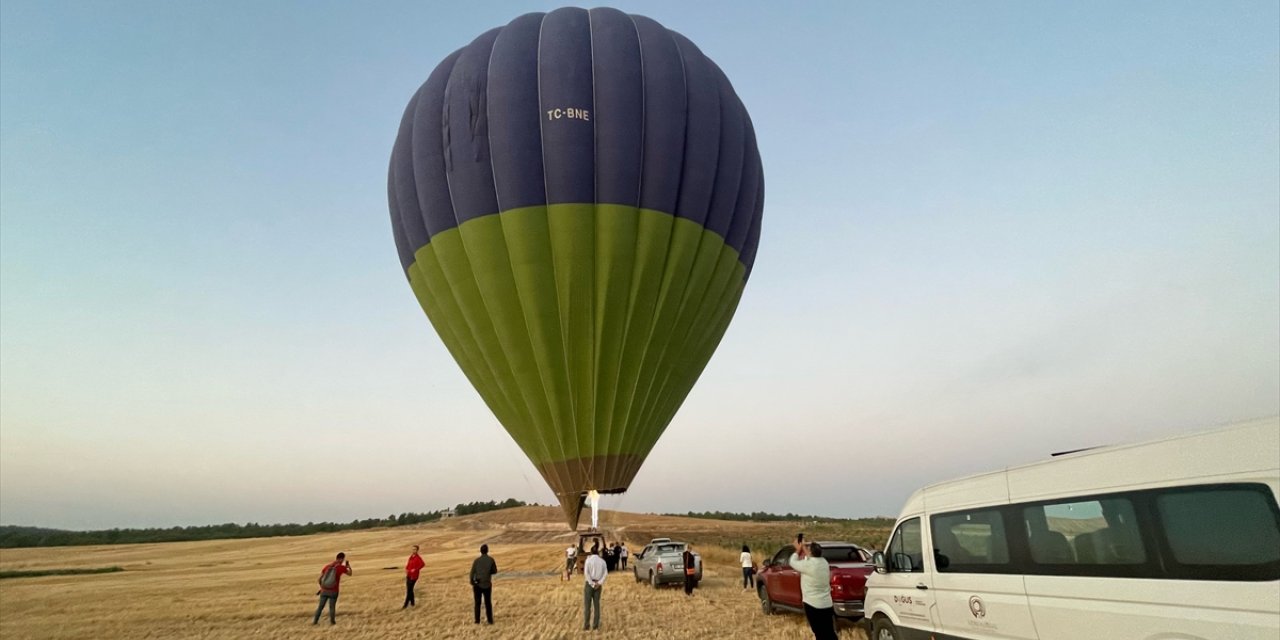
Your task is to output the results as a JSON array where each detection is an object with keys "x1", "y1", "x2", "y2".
[{"x1": 818, "y1": 546, "x2": 867, "y2": 562}]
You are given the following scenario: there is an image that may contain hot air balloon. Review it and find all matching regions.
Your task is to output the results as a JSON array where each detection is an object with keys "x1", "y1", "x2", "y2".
[{"x1": 388, "y1": 7, "x2": 763, "y2": 530}]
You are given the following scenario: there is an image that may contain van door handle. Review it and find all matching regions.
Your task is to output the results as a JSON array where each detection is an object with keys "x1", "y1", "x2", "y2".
[{"x1": 915, "y1": 583, "x2": 929, "y2": 590}]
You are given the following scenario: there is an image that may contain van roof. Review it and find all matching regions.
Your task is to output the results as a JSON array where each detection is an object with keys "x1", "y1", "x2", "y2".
[{"x1": 898, "y1": 416, "x2": 1279, "y2": 516}]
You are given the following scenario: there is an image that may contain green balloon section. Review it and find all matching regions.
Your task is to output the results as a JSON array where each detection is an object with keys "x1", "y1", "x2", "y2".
[{"x1": 389, "y1": 8, "x2": 763, "y2": 529}]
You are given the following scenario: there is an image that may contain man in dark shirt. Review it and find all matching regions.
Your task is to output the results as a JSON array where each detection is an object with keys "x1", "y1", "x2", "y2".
[
  {"x1": 469, "y1": 544, "x2": 498, "y2": 624},
  {"x1": 682, "y1": 545, "x2": 698, "y2": 595}
]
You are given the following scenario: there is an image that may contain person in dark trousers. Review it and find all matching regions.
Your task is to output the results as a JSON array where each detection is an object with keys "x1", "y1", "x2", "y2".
[
  {"x1": 789, "y1": 538, "x2": 837, "y2": 640},
  {"x1": 582, "y1": 545, "x2": 607, "y2": 631},
  {"x1": 682, "y1": 544, "x2": 698, "y2": 595},
  {"x1": 313, "y1": 552, "x2": 352, "y2": 625},
  {"x1": 469, "y1": 544, "x2": 498, "y2": 624},
  {"x1": 403, "y1": 544, "x2": 425, "y2": 608},
  {"x1": 619, "y1": 543, "x2": 628, "y2": 570},
  {"x1": 740, "y1": 544, "x2": 756, "y2": 590}
]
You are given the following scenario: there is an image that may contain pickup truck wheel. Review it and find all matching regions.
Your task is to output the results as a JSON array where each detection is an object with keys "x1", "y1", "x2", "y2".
[
  {"x1": 760, "y1": 588, "x2": 776, "y2": 615},
  {"x1": 633, "y1": 568, "x2": 641, "y2": 583},
  {"x1": 871, "y1": 617, "x2": 899, "y2": 640},
  {"x1": 649, "y1": 571, "x2": 658, "y2": 588}
]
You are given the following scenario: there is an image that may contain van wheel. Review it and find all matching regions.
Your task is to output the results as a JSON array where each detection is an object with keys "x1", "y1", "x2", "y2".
[
  {"x1": 872, "y1": 617, "x2": 898, "y2": 640},
  {"x1": 759, "y1": 588, "x2": 776, "y2": 615},
  {"x1": 649, "y1": 571, "x2": 658, "y2": 588}
]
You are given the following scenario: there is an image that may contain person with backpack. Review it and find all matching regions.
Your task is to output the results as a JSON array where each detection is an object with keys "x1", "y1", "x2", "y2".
[
  {"x1": 403, "y1": 545, "x2": 425, "y2": 609},
  {"x1": 313, "y1": 552, "x2": 352, "y2": 625},
  {"x1": 469, "y1": 544, "x2": 498, "y2": 624}
]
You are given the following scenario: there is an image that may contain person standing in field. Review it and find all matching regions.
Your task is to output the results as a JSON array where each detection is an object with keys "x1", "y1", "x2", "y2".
[
  {"x1": 469, "y1": 544, "x2": 498, "y2": 624},
  {"x1": 564, "y1": 543, "x2": 578, "y2": 580},
  {"x1": 582, "y1": 546, "x2": 607, "y2": 631},
  {"x1": 313, "y1": 552, "x2": 352, "y2": 625},
  {"x1": 619, "y1": 543, "x2": 628, "y2": 570},
  {"x1": 681, "y1": 544, "x2": 698, "y2": 595},
  {"x1": 789, "y1": 538, "x2": 837, "y2": 640},
  {"x1": 403, "y1": 544, "x2": 425, "y2": 608},
  {"x1": 740, "y1": 544, "x2": 756, "y2": 590}
]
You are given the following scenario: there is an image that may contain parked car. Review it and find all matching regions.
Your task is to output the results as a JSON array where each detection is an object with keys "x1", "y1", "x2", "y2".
[
  {"x1": 757, "y1": 542, "x2": 874, "y2": 620},
  {"x1": 632, "y1": 540, "x2": 703, "y2": 587}
]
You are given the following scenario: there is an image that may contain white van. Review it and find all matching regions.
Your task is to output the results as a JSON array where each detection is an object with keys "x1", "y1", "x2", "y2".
[{"x1": 864, "y1": 417, "x2": 1280, "y2": 640}]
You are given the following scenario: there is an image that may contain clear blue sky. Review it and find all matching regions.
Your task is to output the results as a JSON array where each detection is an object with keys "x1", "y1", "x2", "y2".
[{"x1": 2, "y1": 0, "x2": 1277, "y2": 530}]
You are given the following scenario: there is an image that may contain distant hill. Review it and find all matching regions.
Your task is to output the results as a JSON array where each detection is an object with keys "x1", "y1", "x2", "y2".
[
  {"x1": 0, "y1": 499, "x2": 528, "y2": 548},
  {"x1": 1, "y1": 503, "x2": 894, "y2": 551}
]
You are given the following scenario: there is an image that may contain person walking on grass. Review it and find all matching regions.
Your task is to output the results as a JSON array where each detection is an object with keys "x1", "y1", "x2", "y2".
[
  {"x1": 469, "y1": 544, "x2": 498, "y2": 624},
  {"x1": 582, "y1": 546, "x2": 607, "y2": 631},
  {"x1": 682, "y1": 544, "x2": 698, "y2": 595},
  {"x1": 740, "y1": 544, "x2": 756, "y2": 590},
  {"x1": 403, "y1": 544, "x2": 425, "y2": 609},
  {"x1": 619, "y1": 543, "x2": 628, "y2": 570},
  {"x1": 789, "y1": 538, "x2": 837, "y2": 640},
  {"x1": 313, "y1": 552, "x2": 352, "y2": 625},
  {"x1": 565, "y1": 543, "x2": 578, "y2": 580}
]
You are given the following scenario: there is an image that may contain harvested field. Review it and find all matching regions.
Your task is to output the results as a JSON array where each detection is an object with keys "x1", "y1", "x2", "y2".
[{"x1": 0, "y1": 507, "x2": 880, "y2": 639}]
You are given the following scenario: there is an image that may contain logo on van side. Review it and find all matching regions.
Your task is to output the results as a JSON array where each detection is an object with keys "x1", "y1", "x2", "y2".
[{"x1": 968, "y1": 595, "x2": 986, "y2": 619}]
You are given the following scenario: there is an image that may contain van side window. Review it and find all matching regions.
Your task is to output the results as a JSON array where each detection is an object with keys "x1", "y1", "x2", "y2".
[
  {"x1": 931, "y1": 508, "x2": 1010, "y2": 572},
  {"x1": 1023, "y1": 497, "x2": 1145, "y2": 566},
  {"x1": 1157, "y1": 486, "x2": 1280, "y2": 574},
  {"x1": 887, "y1": 518, "x2": 924, "y2": 572}
]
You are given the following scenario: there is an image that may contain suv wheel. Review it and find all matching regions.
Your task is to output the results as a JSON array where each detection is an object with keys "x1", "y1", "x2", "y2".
[{"x1": 759, "y1": 586, "x2": 775, "y2": 615}]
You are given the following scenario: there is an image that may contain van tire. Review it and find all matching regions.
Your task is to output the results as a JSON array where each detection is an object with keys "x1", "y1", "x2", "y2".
[{"x1": 871, "y1": 617, "x2": 898, "y2": 640}]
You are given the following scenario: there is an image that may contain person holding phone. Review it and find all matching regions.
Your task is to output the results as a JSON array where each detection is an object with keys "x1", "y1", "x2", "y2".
[
  {"x1": 313, "y1": 552, "x2": 352, "y2": 625},
  {"x1": 789, "y1": 536, "x2": 836, "y2": 640}
]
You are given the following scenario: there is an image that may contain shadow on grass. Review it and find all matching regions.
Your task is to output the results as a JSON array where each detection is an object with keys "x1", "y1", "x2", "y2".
[{"x1": 0, "y1": 566, "x2": 124, "y2": 579}]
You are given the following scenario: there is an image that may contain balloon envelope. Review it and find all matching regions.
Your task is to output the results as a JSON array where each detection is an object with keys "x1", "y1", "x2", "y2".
[{"x1": 388, "y1": 7, "x2": 763, "y2": 529}]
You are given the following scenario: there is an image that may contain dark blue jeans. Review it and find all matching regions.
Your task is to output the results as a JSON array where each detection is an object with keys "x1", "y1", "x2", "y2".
[{"x1": 742, "y1": 566, "x2": 755, "y2": 588}]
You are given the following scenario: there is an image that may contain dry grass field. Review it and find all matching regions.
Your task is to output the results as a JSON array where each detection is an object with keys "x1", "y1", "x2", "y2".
[{"x1": 0, "y1": 507, "x2": 881, "y2": 639}]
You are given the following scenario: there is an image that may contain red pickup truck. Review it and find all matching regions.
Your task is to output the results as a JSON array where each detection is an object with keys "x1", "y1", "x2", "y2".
[{"x1": 756, "y1": 542, "x2": 874, "y2": 620}]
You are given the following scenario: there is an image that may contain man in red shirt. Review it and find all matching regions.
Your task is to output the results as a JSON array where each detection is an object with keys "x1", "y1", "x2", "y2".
[
  {"x1": 403, "y1": 544, "x2": 425, "y2": 608},
  {"x1": 313, "y1": 552, "x2": 352, "y2": 625}
]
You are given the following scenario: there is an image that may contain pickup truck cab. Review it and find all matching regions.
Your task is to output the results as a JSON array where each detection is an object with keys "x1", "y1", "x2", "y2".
[
  {"x1": 758, "y1": 542, "x2": 874, "y2": 619},
  {"x1": 632, "y1": 540, "x2": 702, "y2": 588}
]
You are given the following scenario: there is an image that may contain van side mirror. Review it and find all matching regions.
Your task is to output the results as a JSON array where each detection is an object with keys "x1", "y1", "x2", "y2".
[{"x1": 872, "y1": 551, "x2": 888, "y2": 574}]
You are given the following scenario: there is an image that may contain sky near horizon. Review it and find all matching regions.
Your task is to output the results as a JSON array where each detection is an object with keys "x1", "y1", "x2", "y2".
[{"x1": 1, "y1": 1, "x2": 1277, "y2": 531}]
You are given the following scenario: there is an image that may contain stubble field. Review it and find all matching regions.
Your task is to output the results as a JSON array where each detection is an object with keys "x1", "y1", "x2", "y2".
[{"x1": 0, "y1": 507, "x2": 883, "y2": 639}]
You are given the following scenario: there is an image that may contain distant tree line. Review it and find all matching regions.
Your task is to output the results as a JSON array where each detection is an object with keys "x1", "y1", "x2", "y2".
[
  {"x1": 0, "y1": 499, "x2": 529, "y2": 548},
  {"x1": 663, "y1": 510, "x2": 892, "y2": 525}
]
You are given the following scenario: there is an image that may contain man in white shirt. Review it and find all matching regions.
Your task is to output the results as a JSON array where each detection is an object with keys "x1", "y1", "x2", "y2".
[
  {"x1": 582, "y1": 548, "x2": 608, "y2": 631},
  {"x1": 565, "y1": 544, "x2": 578, "y2": 579},
  {"x1": 788, "y1": 538, "x2": 836, "y2": 640}
]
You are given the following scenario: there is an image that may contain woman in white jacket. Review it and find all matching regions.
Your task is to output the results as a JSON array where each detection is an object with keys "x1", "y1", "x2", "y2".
[{"x1": 739, "y1": 545, "x2": 756, "y2": 590}]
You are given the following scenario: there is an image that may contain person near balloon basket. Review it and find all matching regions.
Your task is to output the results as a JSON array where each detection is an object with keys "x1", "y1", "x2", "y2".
[{"x1": 582, "y1": 546, "x2": 607, "y2": 631}]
